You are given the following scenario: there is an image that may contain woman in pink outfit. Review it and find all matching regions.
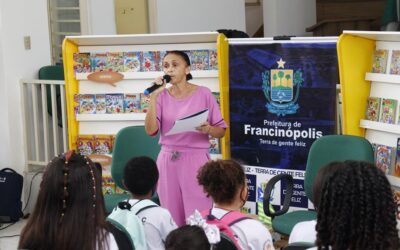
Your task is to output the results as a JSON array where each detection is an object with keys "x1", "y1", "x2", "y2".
[{"x1": 145, "y1": 50, "x2": 227, "y2": 225}]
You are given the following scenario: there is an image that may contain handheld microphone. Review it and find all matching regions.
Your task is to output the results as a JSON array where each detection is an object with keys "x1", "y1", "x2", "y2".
[{"x1": 144, "y1": 75, "x2": 171, "y2": 96}]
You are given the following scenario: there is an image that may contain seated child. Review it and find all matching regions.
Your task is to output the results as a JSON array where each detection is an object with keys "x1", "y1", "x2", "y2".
[
  {"x1": 18, "y1": 151, "x2": 118, "y2": 250},
  {"x1": 311, "y1": 160, "x2": 399, "y2": 250},
  {"x1": 289, "y1": 161, "x2": 345, "y2": 244},
  {"x1": 123, "y1": 156, "x2": 177, "y2": 250},
  {"x1": 196, "y1": 159, "x2": 275, "y2": 250},
  {"x1": 165, "y1": 225, "x2": 211, "y2": 250}
]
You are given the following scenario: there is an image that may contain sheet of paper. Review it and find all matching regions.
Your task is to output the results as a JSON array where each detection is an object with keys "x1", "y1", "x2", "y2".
[{"x1": 165, "y1": 109, "x2": 209, "y2": 136}]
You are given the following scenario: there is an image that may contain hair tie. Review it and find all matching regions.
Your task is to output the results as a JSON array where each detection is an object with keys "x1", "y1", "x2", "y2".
[{"x1": 186, "y1": 210, "x2": 220, "y2": 244}]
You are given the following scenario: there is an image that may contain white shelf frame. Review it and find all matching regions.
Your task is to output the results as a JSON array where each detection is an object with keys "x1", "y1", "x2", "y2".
[
  {"x1": 360, "y1": 119, "x2": 400, "y2": 135},
  {"x1": 76, "y1": 113, "x2": 146, "y2": 121}
]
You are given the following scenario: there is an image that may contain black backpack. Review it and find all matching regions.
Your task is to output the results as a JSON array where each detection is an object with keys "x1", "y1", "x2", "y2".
[{"x1": 0, "y1": 168, "x2": 23, "y2": 222}]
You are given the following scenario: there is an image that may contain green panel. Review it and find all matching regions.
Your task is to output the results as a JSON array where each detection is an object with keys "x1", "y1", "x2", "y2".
[{"x1": 272, "y1": 210, "x2": 317, "y2": 236}]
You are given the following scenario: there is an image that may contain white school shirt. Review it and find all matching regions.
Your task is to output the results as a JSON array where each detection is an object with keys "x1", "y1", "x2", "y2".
[
  {"x1": 211, "y1": 207, "x2": 275, "y2": 250},
  {"x1": 288, "y1": 219, "x2": 317, "y2": 245},
  {"x1": 129, "y1": 199, "x2": 177, "y2": 250},
  {"x1": 97, "y1": 232, "x2": 118, "y2": 250}
]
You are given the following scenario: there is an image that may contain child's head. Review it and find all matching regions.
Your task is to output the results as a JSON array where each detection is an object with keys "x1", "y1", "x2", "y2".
[
  {"x1": 312, "y1": 161, "x2": 345, "y2": 210},
  {"x1": 123, "y1": 156, "x2": 159, "y2": 196},
  {"x1": 165, "y1": 225, "x2": 210, "y2": 250},
  {"x1": 197, "y1": 159, "x2": 247, "y2": 206},
  {"x1": 19, "y1": 150, "x2": 107, "y2": 249},
  {"x1": 316, "y1": 160, "x2": 399, "y2": 250}
]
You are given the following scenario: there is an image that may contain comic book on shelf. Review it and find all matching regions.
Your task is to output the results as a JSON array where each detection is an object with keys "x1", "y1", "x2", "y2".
[
  {"x1": 209, "y1": 137, "x2": 220, "y2": 154},
  {"x1": 73, "y1": 53, "x2": 91, "y2": 73},
  {"x1": 375, "y1": 144, "x2": 394, "y2": 175},
  {"x1": 73, "y1": 94, "x2": 80, "y2": 116},
  {"x1": 91, "y1": 52, "x2": 108, "y2": 72},
  {"x1": 94, "y1": 135, "x2": 113, "y2": 155},
  {"x1": 190, "y1": 50, "x2": 209, "y2": 70},
  {"x1": 77, "y1": 135, "x2": 95, "y2": 156},
  {"x1": 392, "y1": 188, "x2": 400, "y2": 220},
  {"x1": 365, "y1": 96, "x2": 381, "y2": 121},
  {"x1": 79, "y1": 94, "x2": 96, "y2": 114},
  {"x1": 390, "y1": 50, "x2": 400, "y2": 75},
  {"x1": 107, "y1": 52, "x2": 124, "y2": 72},
  {"x1": 372, "y1": 49, "x2": 388, "y2": 74},
  {"x1": 394, "y1": 138, "x2": 400, "y2": 177},
  {"x1": 158, "y1": 51, "x2": 166, "y2": 71},
  {"x1": 141, "y1": 51, "x2": 160, "y2": 72},
  {"x1": 140, "y1": 93, "x2": 150, "y2": 113},
  {"x1": 102, "y1": 174, "x2": 115, "y2": 195},
  {"x1": 123, "y1": 51, "x2": 141, "y2": 72},
  {"x1": 209, "y1": 50, "x2": 218, "y2": 70},
  {"x1": 106, "y1": 94, "x2": 124, "y2": 114},
  {"x1": 124, "y1": 93, "x2": 141, "y2": 113},
  {"x1": 95, "y1": 94, "x2": 106, "y2": 114},
  {"x1": 379, "y1": 98, "x2": 398, "y2": 124},
  {"x1": 212, "y1": 92, "x2": 220, "y2": 107}
]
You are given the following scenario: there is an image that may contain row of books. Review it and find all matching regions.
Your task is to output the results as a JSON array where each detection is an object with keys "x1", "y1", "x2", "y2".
[
  {"x1": 77, "y1": 134, "x2": 114, "y2": 156},
  {"x1": 76, "y1": 92, "x2": 220, "y2": 115},
  {"x1": 365, "y1": 97, "x2": 399, "y2": 124},
  {"x1": 76, "y1": 93, "x2": 150, "y2": 115},
  {"x1": 372, "y1": 49, "x2": 400, "y2": 74},
  {"x1": 73, "y1": 49, "x2": 218, "y2": 74},
  {"x1": 372, "y1": 138, "x2": 400, "y2": 177}
]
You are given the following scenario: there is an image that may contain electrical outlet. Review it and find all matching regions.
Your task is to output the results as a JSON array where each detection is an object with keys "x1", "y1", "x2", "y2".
[{"x1": 24, "y1": 36, "x2": 31, "y2": 50}]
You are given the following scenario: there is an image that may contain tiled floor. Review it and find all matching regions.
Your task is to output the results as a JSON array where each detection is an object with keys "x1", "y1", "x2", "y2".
[{"x1": 0, "y1": 219, "x2": 26, "y2": 250}]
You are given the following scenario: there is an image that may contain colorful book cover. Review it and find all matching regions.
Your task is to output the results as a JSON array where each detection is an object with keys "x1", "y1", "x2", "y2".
[
  {"x1": 365, "y1": 96, "x2": 381, "y2": 121},
  {"x1": 390, "y1": 50, "x2": 400, "y2": 75},
  {"x1": 92, "y1": 52, "x2": 108, "y2": 72},
  {"x1": 140, "y1": 93, "x2": 150, "y2": 113},
  {"x1": 106, "y1": 93, "x2": 124, "y2": 114},
  {"x1": 379, "y1": 98, "x2": 398, "y2": 124},
  {"x1": 141, "y1": 51, "x2": 160, "y2": 72},
  {"x1": 209, "y1": 137, "x2": 220, "y2": 154},
  {"x1": 73, "y1": 52, "x2": 91, "y2": 73},
  {"x1": 158, "y1": 51, "x2": 167, "y2": 71},
  {"x1": 209, "y1": 50, "x2": 218, "y2": 70},
  {"x1": 107, "y1": 52, "x2": 124, "y2": 72},
  {"x1": 372, "y1": 49, "x2": 388, "y2": 73},
  {"x1": 123, "y1": 51, "x2": 141, "y2": 72},
  {"x1": 77, "y1": 135, "x2": 95, "y2": 155},
  {"x1": 79, "y1": 94, "x2": 96, "y2": 114},
  {"x1": 124, "y1": 93, "x2": 141, "y2": 113},
  {"x1": 190, "y1": 50, "x2": 209, "y2": 70},
  {"x1": 394, "y1": 138, "x2": 400, "y2": 177},
  {"x1": 375, "y1": 144, "x2": 394, "y2": 174},
  {"x1": 115, "y1": 186, "x2": 129, "y2": 194},
  {"x1": 102, "y1": 174, "x2": 116, "y2": 195},
  {"x1": 94, "y1": 135, "x2": 113, "y2": 155},
  {"x1": 95, "y1": 94, "x2": 106, "y2": 114}
]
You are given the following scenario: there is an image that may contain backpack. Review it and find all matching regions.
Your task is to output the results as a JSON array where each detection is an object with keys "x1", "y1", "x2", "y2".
[
  {"x1": 0, "y1": 168, "x2": 23, "y2": 223},
  {"x1": 201, "y1": 209, "x2": 250, "y2": 250},
  {"x1": 107, "y1": 199, "x2": 158, "y2": 250}
]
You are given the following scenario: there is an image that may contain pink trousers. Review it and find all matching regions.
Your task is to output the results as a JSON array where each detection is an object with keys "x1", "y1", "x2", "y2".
[{"x1": 156, "y1": 145, "x2": 212, "y2": 225}]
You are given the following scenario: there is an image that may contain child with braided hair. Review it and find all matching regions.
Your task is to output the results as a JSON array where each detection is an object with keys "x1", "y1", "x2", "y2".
[
  {"x1": 18, "y1": 151, "x2": 118, "y2": 250},
  {"x1": 196, "y1": 159, "x2": 274, "y2": 250},
  {"x1": 311, "y1": 160, "x2": 399, "y2": 250}
]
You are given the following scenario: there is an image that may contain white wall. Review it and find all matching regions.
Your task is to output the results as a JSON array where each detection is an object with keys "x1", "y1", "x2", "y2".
[
  {"x1": 263, "y1": 0, "x2": 316, "y2": 37},
  {"x1": 0, "y1": 0, "x2": 51, "y2": 173},
  {"x1": 86, "y1": 0, "x2": 116, "y2": 35},
  {"x1": 155, "y1": 0, "x2": 246, "y2": 33}
]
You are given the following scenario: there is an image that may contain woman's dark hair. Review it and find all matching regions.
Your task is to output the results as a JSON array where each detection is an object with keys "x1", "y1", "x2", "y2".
[
  {"x1": 315, "y1": 160, "x2": 399, "y2": 250},
  {"x1": 123, "y1": 156, "x2": 159, "y2": 196},
  {"x1": 197, "y1": 159, "x2": 246, "y2": 204},
  {"x1": 19, "y1": 151, "x2": 109, "y2": 250},
  {"x1": 312, "y1": 161, "x2": 345, "y2": 210},
  {"x1": 164, "y1": 50, "x2": 193, "y2": 81},
  {"x1": 165, "y1": 225, "x2": 210, "y2": 250}
]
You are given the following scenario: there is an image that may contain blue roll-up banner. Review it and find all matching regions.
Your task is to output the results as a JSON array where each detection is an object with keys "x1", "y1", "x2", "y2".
[{"x1": 229, "y1": 40, "x2": 338, "y2": 213}]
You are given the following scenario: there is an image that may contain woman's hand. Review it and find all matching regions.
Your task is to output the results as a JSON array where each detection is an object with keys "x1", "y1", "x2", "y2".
[
  {"x1": 150, "y1": 76, "x2": 167, "y2": 97},
  {"x1": 196, "y1": 122, "x2": 212, "y2": 134}
]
